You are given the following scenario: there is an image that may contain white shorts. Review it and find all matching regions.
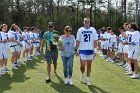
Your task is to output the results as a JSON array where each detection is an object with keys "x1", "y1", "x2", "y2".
[
  {"x1": 118, "y1": 46, "x2": 124, "y2": 53},
  {"x1": 106, "y1": 44, "x2": 111, "y2": 50},
  {"x1": 128, "y1": 49, "x2": 139, "y2": 59},
  {"x1": 10, "y1": 45, "x2": 19, "y2": 52},
  {"x1": 80, "y1": 54, "x2": 94, "y2": 60},
  {"x1": 124, "y1": 45, "x2": 129, "y2": 54},
  {"x1": 101, "y1": 44, "x2": 107, "y2": 49},
  {"x1": 0, "y1": 48, "x2": 8, "y2": 59},
  {"x1": 22, "y1": 42, "x2": 30, "y2": 49},
  {"x1": 30, "y1": 42, "x2": 34, "y2": 48},
  {"x1": 17, "y1": 45, "x2": 22, "y2": 53}
]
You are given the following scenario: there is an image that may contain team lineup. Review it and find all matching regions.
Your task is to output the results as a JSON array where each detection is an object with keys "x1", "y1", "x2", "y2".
[{"x1": 0, "y1": 18, "x2": 140, "y2": 86}]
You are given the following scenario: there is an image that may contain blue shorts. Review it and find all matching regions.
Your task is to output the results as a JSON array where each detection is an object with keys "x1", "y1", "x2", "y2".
[{"x1": 45, "y1": 50, "x2": 58, "y2": 64}]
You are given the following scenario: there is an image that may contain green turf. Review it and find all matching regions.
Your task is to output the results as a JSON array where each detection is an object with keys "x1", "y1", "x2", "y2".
[{"x1": 0, "y1": 53, "x2": 140, "y2": 93}]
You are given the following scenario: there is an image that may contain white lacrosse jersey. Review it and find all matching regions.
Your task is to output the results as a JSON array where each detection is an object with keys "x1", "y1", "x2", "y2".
[
  {"x1": 8, "y1": 30, "x2": 18, "y2": 45},
  {"x1": 29, "y1": 31, "x2": 34, "y2": 42},
  {"x1": 129, "y1": 31, "x2": 140, "y2": 49},
  {"x1": 76, "y1": 27, "x2": 98, "y2": 50}
]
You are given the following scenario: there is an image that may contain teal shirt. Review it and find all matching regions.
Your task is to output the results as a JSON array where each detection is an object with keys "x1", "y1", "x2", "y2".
[{"x1": 43, "y1": 30, "x2": 59, "y2": 51}]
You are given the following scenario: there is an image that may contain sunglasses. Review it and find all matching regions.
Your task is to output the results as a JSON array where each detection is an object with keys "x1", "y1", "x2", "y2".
[
  {"x1": 66, "y1": 30, "x2": 72, "y2": 32},
  {"x1": 48, "y1": 26, "x2": 54, "y2": 28}
]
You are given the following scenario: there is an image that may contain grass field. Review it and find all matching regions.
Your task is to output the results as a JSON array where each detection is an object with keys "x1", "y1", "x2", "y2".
[{"x1": 0, "y1": 52, "x2": 140, "y2": 93}]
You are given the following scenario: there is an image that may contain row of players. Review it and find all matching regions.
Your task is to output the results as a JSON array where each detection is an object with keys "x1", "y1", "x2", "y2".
[
  {"x1": 0, "y1": 24, "x2": 42, "y2": 76},
  {"x1": 98, "y1": 22, "x2": 140, "y2": 79}
]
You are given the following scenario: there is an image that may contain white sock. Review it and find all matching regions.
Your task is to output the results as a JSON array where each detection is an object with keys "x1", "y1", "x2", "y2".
[
  {"x1": 86, "y1": 77, "x2": 90, "y2": 81},
  {"x1": 24, "y1": 53, "x2": 27, "y2": 59},
  {"x1": 17, "y1": 59, "x2": 20, "y2": 62},
  {"x1": 2, "y1": 67, "x2": 5, "y2": 72},
  {"x1": 128, "y1": 64, "x2": 132, "y2": 72}
]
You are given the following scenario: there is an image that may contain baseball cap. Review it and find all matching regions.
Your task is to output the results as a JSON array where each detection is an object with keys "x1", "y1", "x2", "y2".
[{"x1": 48, "y1": 22, "x2": 54, "y2": 26}]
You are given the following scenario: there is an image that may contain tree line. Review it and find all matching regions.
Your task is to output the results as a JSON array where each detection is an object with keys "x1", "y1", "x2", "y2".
[{"x1": 0, "y1": 0, "x2": 139, "y2": 35}]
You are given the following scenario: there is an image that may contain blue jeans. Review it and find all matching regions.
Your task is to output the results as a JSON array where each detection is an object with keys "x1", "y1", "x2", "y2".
[{"x1": 61, "y1": 55, "x2": 74, "y2": 78}]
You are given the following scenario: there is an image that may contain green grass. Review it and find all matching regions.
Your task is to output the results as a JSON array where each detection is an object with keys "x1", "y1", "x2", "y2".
[{"x1": 0, "y1": 53, "x2": 140, "y2": 93}]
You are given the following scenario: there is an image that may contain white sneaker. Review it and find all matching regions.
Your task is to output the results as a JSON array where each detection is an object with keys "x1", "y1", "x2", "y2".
[
  {"x1": 123, "y1": 64, "x2": 128, "y2": 68},
  {"x1": 17, "y1": 62, "x2": 22, "y2": 67},
  {"x1": 64, "y1": 78, "x2": 69, "y2": 84},
  {"x1": 23, "y1": 58, "x2": 27, "y2": 62},
  {"x1": 106, "y1": 58, "x2": 109, "y2": 62},
  {"x1": 27, "y1": 58, "x2": 32, "y2": 61},
  {"x1": 4, "y1": 67, "x2": 9, "y2": 72},
  {"x1": 69, "y1": 78, "x2": 73, "y2": 85},
  {"x1": 109, "y1": 58, "x2": 112, "y2": 62},
  {"x1": 100, "y1": 54, "x2": 103, "y2": 57},
  {"x1": 126, "y1": 71, "x2": 133, "y2": 75},
  {"x1": 130, "y1": 74, "x2": 139, "y2": 79},
  {"x1": 86, "y1": 77, "x2": 91, "y2": 86},
  {"x1": 36, "y1": 52, "x2": 40, "y2": 56},
  {"x1": 118, "y1": 62, "x2": 124, "y2": 66},
  {"x1": 106, "y1": 57, "x2": 111, "y2": 62},
  {"x1": 12, "y1": 65, "x2": 18, "y2": 70},
  {"x1": 103, "y1": 55, "x2": 107, "y2": 59},
  {"x1": 80, "y1": 74, "x2": 84, "y2": 82},
  {"x1": 37, "y1": 52, "x2": 40, "y2": 55},
  {"x1": 0, "y1": 68, "x2": 6, "y2": 75},
  {"x1": 124, "y1": 66, "x2": 129, "y2": 70},
  {"x1": 111, "y1": 60, "x2": 115, "y2": 63}
]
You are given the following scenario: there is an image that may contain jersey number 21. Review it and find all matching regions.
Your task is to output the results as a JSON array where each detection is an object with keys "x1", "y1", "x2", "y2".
[{"x1": 84, "y1": 34, "x2": 90, "y2": 42}]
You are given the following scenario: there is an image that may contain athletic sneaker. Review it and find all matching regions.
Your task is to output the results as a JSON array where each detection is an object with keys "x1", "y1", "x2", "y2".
[
  {"x1": 86, "y1": 77, "x2": 91, "y2": 86},
  {"x1": 12, "y1": 64, "x2": 18, "y2": 70},
  {"x1": 111, "y1": 60, "x2": 115, "y2": 63},
  {"x1": 118, "y1": 62, "x2": 124, "y2": 66},
  {"x1": 23, "y1": 58, "x2": 27, "y2": 62},
  {"x1": 126, "y1": 71, "x2": 133, "y2": 75},
  {"x1": 100, "y1": 54, "x2": 103, "y2": 57},
  {"x1": 123, "y1": 66, "x2": 129, "y2": 70},
  {"x1": 4, "y1": 67, "x2": 9, "y2": 72},
  {"x1": 35, "y1": 52, "x2": 40, "y2": 56},
  {"x1": 64, "y1": 78, "x2": 69, "y2": 84},
  {"x1": 106, "y1": 58, "x2": 109, "y2": 62},
  {"x1": 27, "y1": 58, "x2": 32, "y2": 61},
  {"x1": 130, "y1": 74, "x2": 139, "y2": 79},
  {"x1": 80, "y1": 74, "x2": 84, "y2": 82},
  {"x1": 123, "y1": 64, "x2": 128, "y2": 68},
  {"x1": 69, "y1": 78, "x2": 73, "y2": 85},
  {"x1": 37, "y1": 52, "x2": 40, "y2": 55},
  {"x1": 30, "y1": 56, "x2": 34, "y2": 59},
  {"x1": 17, "y1": 62, "x2": 22, "y2": 67},
  {"x1": 106, "y1": 57, "x2": 111, "y2": 62},
  {"x1": 45, "y1": 78, "x2": 51, "y2": 83},
  {"x1": 0, "y1": 68, "x2": 6, "y2": 75},
  {"x1": 102, "y1": 55, "x2": 105, "y2": 59}
]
